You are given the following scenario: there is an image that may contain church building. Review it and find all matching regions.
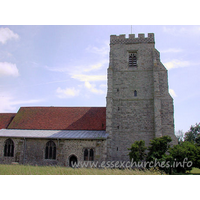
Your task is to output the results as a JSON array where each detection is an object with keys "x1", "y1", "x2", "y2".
[{"x1": 0, "y1": 33, "x2": 177, "y2": 166}]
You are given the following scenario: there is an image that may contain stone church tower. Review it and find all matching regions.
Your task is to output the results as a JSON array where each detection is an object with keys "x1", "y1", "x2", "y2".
[{"x1": 106, "y1": 33, "x2": 177, "y2": 161}]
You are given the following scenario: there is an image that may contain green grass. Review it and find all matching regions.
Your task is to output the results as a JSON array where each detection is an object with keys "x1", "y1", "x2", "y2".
[
  {"x1": 0, "y1": 164, "x2": 166, "y2": 175},
  {"x1": 186, "y1": 167, "x2": 200, "y2": 175}
]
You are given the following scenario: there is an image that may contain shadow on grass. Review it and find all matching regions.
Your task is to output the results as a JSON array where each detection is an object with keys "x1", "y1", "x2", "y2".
[{"x1": 175, "y1": 168, "x2": 200, "y2": 175}]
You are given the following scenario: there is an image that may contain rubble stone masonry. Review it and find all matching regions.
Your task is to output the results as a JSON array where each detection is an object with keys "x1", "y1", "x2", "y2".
[{"x1": 106, "y1": 33, "x2": 177, "y2": 161}]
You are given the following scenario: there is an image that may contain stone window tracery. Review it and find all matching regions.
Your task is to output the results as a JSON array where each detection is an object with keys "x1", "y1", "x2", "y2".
[
  {"x1": 84, "y1": 148, "x2": 94, "y2": 161},
  {"x1": 129, "y1": 53, "x2": 137, "y2": 67},
  {"x1": 45, "y1": 141, "x2": 56, "y2": 159},
  {"x1": 4, "y1": 139, "x2": 14, "y2": 157}
]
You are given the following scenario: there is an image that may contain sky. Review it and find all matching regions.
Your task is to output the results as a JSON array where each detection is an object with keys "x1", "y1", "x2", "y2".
[{"x1": 0, "y1": 25, "x2": 200, "y2": 134}]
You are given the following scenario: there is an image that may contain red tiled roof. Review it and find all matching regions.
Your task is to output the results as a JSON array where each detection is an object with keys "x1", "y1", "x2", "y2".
[
  {"x1": 0, "y1": 113, "x2": 16, "y2": 129},
  {"x1": 7, "y1": 107, "x2": 106, "y2": 130}
]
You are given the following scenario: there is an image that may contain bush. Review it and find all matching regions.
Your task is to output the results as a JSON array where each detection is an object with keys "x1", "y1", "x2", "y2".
[
  {"x1": 128, "y1": 136, "x2": 200, "y2": 174},
  {"x1": 169, "y1": 141, "x2": 199, "y2": 173},
  {"x1": 128, "y1": 140, "x2": 147, "y2": 162},
  {"x1": 146, "y1": 136, "x2": 172, "y2": 161}
]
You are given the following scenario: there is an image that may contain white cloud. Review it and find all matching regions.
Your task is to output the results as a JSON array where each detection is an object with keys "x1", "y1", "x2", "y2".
[
  {"x1": 72, "y1": 74, "x2": 107, "y2": 82},
  {"x1": 46, "y1": 59, "x2": 108, "y2": 74},
  {"x1": 0, "y1": 27, "x2": 19, "y2": 44},
  {"x1": 45, "y1": 42, "x2": 108, "y2": 75},
  {"x1": 86, "y1": 43, "x2": 109, "y2": 56},
  {"x1": 83, "y1": 60, "x2": 108, "y2": 72},
  {"x1": 0, "y1": 62, "x2": 19, "y2": 77},
  {"x1": 99, "y1": 84, "x2": 107, "y2": 88},
  {"x1": 0, "y1": 93, "x2": 44, "y2": 112},
  {"x1": 169, "y1": 89, "x2": 177, "y2": 98},
  {"x1": 164, "y1": 59, "x2": 190, "y2": 70},
  {"x1": 84, "y1": 81, "x2": 105, "y2": 95},
  {"x1": 56, "y1": 87, "x2": 80, "y2": 98},
  {"x1": 46, "y1": 43, "x2": 108, "y2": 97},
  {"x1": 163, "y1": 26, "x2": 186, "y2": 35}
]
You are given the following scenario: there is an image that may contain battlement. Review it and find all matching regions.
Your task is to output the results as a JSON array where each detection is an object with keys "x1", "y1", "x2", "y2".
[{"x1": 110, "y1": 33, "x2": 154, "y2": 45}]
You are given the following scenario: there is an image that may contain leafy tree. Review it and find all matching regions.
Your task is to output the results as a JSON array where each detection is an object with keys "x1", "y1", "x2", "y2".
[
  {"x1": 196, "y1": 146, "x2": 200, "y2": 168},
  {"x1": 128, "y1": 136, "x2": 172, "y2": 171},
  {"x1": 128, "y1": 140, "x2": 147, "y2": 162},
  {"x1": 169, "y1": 141, "x2": 199, "y2": 173},
  {"x1": 184, "y1": 123, "x2": 200, "y2": 145},
  {"x1": 143, "y1": 136, "x2": 172, "y2": 173},
  {"x1": 128, "y1": 134, "x2": 200, "y2": 174},
  {"x1": 146, "y1": 135, "x2": 172, "y2": 161}
]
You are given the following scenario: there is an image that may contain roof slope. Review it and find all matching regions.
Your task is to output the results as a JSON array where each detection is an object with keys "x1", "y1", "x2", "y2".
[
  {"x1": 0, "y1": 113, "x2": 16, "y2": 129},
  {"x1": 0, "y1": 129, "x2": 108, "y2": 139},
  {"x1": 7, "y1": 107, "x2": 106, "y2": 130}
]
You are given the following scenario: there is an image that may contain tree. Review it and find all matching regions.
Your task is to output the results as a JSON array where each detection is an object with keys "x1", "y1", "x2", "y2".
[
  {"x1": 146, "y1": 135, "x2": 172, "y2": 161},
  {"x1": 144, "y1": 136, "x2": 172, "y2": 173},
  {"x1": 175, "y1": 130, "x2": 184, "y2": 144},
  {"x1": 128, "y1": 134, "x2": 200, "y2": 174},
  {"x1": 184, "y1": 123, "x2": 200, "y2": 145},
  {"x1": 128, "y1": 136, "x2": 172, "y2": 171},
  {"x1": 128, "y1": 140, "x2": 147, "y2": 162},
  {"x1": 169, "y1": 141, "x2": 199, "y2": 173}
]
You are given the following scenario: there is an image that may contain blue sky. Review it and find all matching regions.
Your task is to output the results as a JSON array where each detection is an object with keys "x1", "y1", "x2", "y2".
[{"x1": 0, "y1": 25, "x2": 200, "y2": 134}]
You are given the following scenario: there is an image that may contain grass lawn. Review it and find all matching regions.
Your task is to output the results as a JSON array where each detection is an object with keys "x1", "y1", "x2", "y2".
[
  {"x1": 0, "y1": 164, "x2": 166, "y2": 175},
  {"x1": 186, "y1": 167, "x2": 200, "y2": 175},
  {"x1": 2, "y1": 164, "x2": 199, "y2": 175}
]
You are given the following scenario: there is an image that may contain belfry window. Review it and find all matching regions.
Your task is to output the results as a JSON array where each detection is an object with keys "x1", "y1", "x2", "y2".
[
  {"x1": 4, "y1": 139, "x2": 14, "y2": 157},
  {"x1": 45, "y1": 141, "x2": 56, "y2": 159},
  {"x1": 84, "y1": 148, "x2": 94, "y2": 161},
  {"x1": 129, "y1": 53, "x2": 137, "y2": 67}
]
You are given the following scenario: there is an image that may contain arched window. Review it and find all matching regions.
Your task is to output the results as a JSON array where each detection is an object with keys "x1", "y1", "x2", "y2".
[
  {"x1": 83, "y1": 148, "x2": 94, "y2": 161},
  {"x1": 45, "y1": 141, "x2": 56, "y2": 159},
  {"x1": 4, "y1": 139, "x2": 14, "y2": 157},
  {"x1": 134, "y1": 90, "x2": 137, "y2": 97},
  {"x1": 89, "y1": 149, "x2": 94, "y2": 161},
  {"x1": 84, "y1": 149, "x2": 88, "y2": 161},
  {"x1": 129, "y1": 53, "x2": 137, "y2": 67}
]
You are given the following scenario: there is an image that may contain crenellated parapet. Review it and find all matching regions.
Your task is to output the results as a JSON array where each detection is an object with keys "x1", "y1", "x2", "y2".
[{"x1": 110, "y1": 33, "x2": 154, "y2": 45}]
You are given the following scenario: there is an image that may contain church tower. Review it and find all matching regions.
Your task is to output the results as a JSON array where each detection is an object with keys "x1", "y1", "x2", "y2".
[{"x1": 106, "y1": 33, "x2": 177, "y2": 161}]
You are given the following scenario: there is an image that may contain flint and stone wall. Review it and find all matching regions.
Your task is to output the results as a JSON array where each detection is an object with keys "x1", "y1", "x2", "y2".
[
  {"x1": 0, "y1": 137, "x2": 107, "y2": 166},
  {"x1": 106, "y1": 33, "x2": 177, "y2": 161}
]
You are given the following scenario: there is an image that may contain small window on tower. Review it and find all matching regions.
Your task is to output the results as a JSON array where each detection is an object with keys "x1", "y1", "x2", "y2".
[
  {"x1": 134, "y1": 90, "x2": 137, "y2": 97},
  {"x1": 129, "y1": 53, "x2": 137, "y2": 67}
]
